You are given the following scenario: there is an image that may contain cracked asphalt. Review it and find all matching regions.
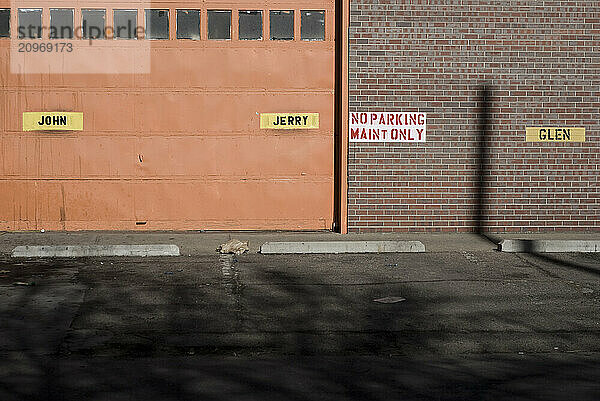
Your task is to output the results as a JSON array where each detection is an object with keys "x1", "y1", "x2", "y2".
[{"x1": 1, "y1": 251, "x2": 599, "y2": 400}]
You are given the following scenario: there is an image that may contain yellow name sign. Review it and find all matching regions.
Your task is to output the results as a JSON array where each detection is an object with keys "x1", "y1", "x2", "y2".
[
  {"x1": 526, "y1": 127, "x2": 585, "y2": 142},
  {"x1": 23, "y1": 112, "x2": 84, "y2": 131},
  {"x1": 260, "y1": 113, "x2": 319, "y2": 129}
]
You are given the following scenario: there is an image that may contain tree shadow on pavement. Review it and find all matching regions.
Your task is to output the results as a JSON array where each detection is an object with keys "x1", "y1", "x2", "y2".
[{"x1": 1, "y1": 254, "x2": 599, "y2": 401}]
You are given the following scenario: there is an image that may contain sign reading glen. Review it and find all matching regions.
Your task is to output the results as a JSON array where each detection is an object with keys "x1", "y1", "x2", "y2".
[
  {"x1": 350, "y1": 112, "x2": 426, "y2": 142},
  {"x1": 23, "y1": 112, "x2": 84, "y2": 131},
  {"x1": 526, "y1": 127, "x2": 585, "y2": 142}
]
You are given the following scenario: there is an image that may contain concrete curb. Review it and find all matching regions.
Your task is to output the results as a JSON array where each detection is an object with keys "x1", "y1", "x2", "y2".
[
  {"x1": 260, "y1": 241, "x2": 426, "y2": 254},
  {"x1": 11, "y1": 244, "x2": 180, "y2": 258},
  {"x1": 499, "y1": 240, "x2": 600, "y2": 253}
]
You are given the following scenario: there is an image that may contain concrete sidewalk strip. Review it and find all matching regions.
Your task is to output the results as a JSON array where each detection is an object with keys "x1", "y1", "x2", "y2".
[
  {"x1": 499, "y1": 240, "x2": 600, "y2": 253},
  {"x1": 11, "y1": 244, "x2": 180, "y2": 258},
  {"x1": 260, "y1": 241, "x2": 425, "y2": 254}
]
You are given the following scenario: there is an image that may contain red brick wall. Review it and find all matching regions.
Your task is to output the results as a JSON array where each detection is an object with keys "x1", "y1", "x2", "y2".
[{"x1": 348, "y1": 0, "x2": 600, "y2": 232}]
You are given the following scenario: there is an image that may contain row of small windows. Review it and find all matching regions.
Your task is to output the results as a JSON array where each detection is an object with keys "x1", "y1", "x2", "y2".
[{"x1": 0, "y1": 9, "x2": 325, "y2": 41}]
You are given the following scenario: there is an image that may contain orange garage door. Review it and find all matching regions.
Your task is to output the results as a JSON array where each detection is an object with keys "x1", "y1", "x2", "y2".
[{"x1": 0, "y1": 1, "x2": 335, "y2": 230}]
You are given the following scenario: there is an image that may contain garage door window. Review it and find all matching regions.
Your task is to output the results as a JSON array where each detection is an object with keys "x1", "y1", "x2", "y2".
[
  {"x1": 270, "y1": 10, "x2": 294, "y2": 40},
  {"x1": 18, "y1": 9, "x2": 42, "y2": 39},
  {"x1": 301, "y1": 10, "x2": 325, "y2": 41},
  {"x1": 208, "y1": 10, "x2": 231, "y2": 40},
  {"x1": 177, "y1": 10, "x2": 200, "y2": 40},
  {"x1": 50, "y1": 9, "x2": 74, "y2": 39},
  {"x1": 114, "y1": 10, "x2": 137, "y2": 39},
  {"x1": 82, "y1": 9, "x2": 105, "y2": 39},
  {"x1": 145, "y1": 9, "x2": 169, "y2": 39},
  {"x1": 239, "y1": 10, "x2": 262, "y2": 40},
  {"x1": 0, "y1": 9, "x2": 9, "y2": 38}
]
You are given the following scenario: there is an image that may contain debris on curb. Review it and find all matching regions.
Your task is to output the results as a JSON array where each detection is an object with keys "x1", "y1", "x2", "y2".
[
  {"x1": 217, "y1": 239, "x2": 249, "y2": 255},
  {"x1": 373, "y1": 296, "x2": 406, "y2": 304}
]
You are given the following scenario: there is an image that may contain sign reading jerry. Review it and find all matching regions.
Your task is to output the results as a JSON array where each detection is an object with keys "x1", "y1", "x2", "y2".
[
  {"x1": 260, "y1": 113, "x2": 319, "y2": 130},
  {"x1": 23, "y1": 112, "x2": 84, "y2": 131},
  {"x1": 526, "y1": 127, "x2": 585, "y2": 142}
]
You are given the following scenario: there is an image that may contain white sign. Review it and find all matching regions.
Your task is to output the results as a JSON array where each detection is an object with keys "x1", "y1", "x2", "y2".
[{"x1": 350, "y1": 112, "x2": 426, "y2": 142}]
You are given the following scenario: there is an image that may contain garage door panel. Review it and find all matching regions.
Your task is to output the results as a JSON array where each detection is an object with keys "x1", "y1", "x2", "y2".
[
  {"x1": 1, "y1": 177, "x2": 333, "y2": 230},
  {"x1": 261, "y1": 47, "x2": 335, "y2": 89},
  {"x1": 133, "y1": 180, "x2": 333, "y2": 224},
  {"x1": 81, "y1": 93, "x2": 136, "y2": 132},
  {"x1": 0, "y1": 47, "x2": 8, "y2": 90},
  {"x1": 40, "y1": 44, "x2": 137, "y2": 88},
  {"x1": 5, "y1": 92, "x2": 44, "y2": 132},
  {"x1": 136, "y1": 135, "x2": 334, "y2": 177},
  {"x1": 10, "y1": 42, "x2": 144, "y2": 77},
  {"x1": 4, "y1": 46, "x2": 43, "y2": 88},
  {"x1": 61, "y1": 181, "x2": 135, "y2": 222},
  {"x1": 1, "y1": 181, "x2": 136, "y2": 224},
  {"x1": 134, "y1": 47, "x2": 334, "y2": 90},
  {"x1": 136, "y1": 92, "x2": 334, "y2": 133},
  {"x1": 129, "y1": 218, "x2": 329, "y2": 231},
  {"x1": 2, "y1": 136, "x2": 137, "y2": 178},
  {"x1": 34, "y1": 181, "x2": 67, "y2": 223},
  {"x1": 42, "y1": 91, "x2": 79, "y2": 112},
  {"x1": 4, "y1": 72, "x2": 43, "y2": 88},
  {"x1": 38, "y1": 137, "x2": 137, "y2": 177},
  {"x1": 5, "y1": 91, "x2": 79, "y2": 132},
  {"x1": 1, "y1": 136, "x2": 39, "y2": 176},
  {"x1": 0, "y1": 181, "x2": 72, "y2": 230},
  {"x1": 0, "y1": 181, "x2": 37, "y2": 226},
  {"x1": 0, "y1": 91, "x2": 5, "y2": 132},
  {"x1": 4, "y1": 62, "x2": 43, "y2": 87},
  {"x1": 46, "y1": 71, "x2": 135, "y2": 89}
]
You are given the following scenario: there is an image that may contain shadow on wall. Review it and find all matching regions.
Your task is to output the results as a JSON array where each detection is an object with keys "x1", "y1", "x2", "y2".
[
  {"x1": 476, "y1": 85, "x2": 599, "y2": 278},
  {"x1": 476, "y1": 84, "x2": 493, "y2": 240}
]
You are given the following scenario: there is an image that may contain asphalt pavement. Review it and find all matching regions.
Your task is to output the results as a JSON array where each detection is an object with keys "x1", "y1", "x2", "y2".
[{"x1": 1, "y1": 247, "x2": 599, "y2": 400}]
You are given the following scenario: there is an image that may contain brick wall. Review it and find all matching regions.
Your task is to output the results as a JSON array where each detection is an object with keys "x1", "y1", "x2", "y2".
[{"x1": 348, "y1": 0, "x2": 600, "y2": 232}]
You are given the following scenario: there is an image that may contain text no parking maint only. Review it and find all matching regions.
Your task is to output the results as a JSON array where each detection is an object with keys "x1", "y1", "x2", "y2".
[{"x1": 350, "y1": 112, "x2": 426, "y2": 142}]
